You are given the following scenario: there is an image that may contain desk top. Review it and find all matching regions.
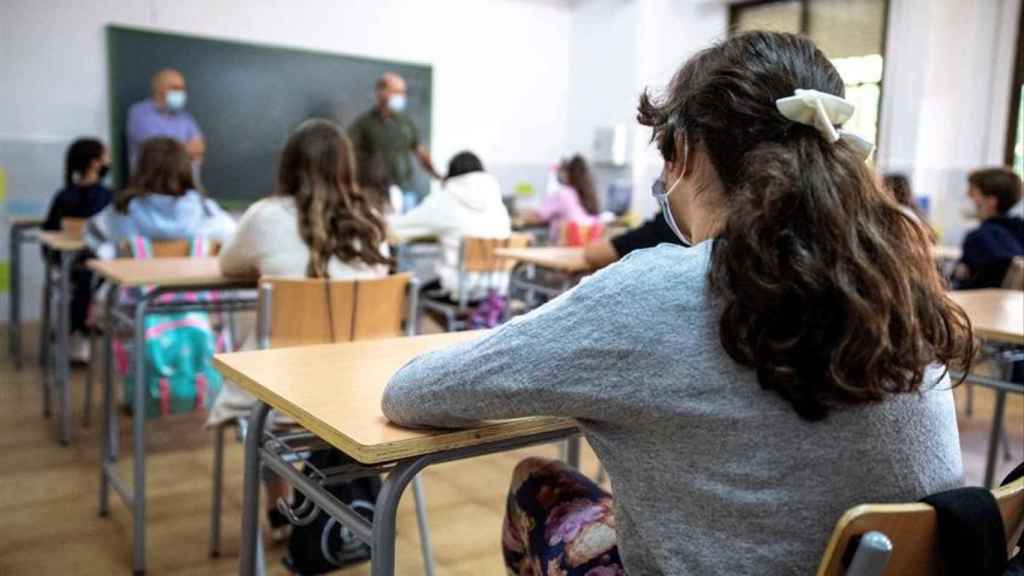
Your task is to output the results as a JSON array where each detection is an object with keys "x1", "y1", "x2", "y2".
[
  {"x1": 87, "y1": 257, "x2": 256, "y2": 288},
  {"x1": 949, "y1": 289, "x2": 1024, "y2": 345},
  {"x1": 37, "y1": 231, "x2": 85, "y2": 252},
  {"x1": 213, "y1": 332, "x2": 575, "y2": 465},
  {"x1": 494, "y1": 246, "x2": 590, "y2": 273},
  {"x1": 10, "y1": 217, "x2": 44, "y2": 228},
  {"x1": 931, "y1": 245, "x2": 962, "y2": 261}
]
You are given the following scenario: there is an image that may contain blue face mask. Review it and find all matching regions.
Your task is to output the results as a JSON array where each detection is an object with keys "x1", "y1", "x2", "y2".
[
  {"x1": 387, "y1": 93, "x2": 407, "y2": 113},
  {"x1": 166, "y1": 90, "x2": 187, "y2": 112},
  {"x1": 651, "y1": 174, "x2": 691, "y2": 247}
]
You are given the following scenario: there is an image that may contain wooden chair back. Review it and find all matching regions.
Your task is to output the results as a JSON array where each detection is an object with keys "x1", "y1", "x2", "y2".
[
  {"x1": 816, "y1": 477, "x2": 1024, "y2": 575},
  {"x1": 259, "y1": 273, "x2": 413, "y2": 349},
  {"x1": 461, "y1": 234, "x2": 531, "y2": 273},
  {"x1": 1003, "y1": 256, "x2": 1024, "y2": 290},
  {"x1": 60, "y1": 217, "x2": 87, "y2": 239},
  {"x1": 116, "y1": 239, "x2": 220, "y2": 258}
]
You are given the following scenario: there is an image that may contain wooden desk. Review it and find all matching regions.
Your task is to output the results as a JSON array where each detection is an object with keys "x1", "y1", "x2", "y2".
[
  {"x1": 7, "y1": 217, "x2": 44, "y2": 370},
  {"x1": 217, "y1": 332, "x2": 577, "y2": 576},
  {"x1": 495, "y1": 246, "x2": 590, "y2": 273},
  {"x1": 35, "y1": 231, "x2": 87, "y2": 445},
  {"x1": 214, "y1": 332, "x2": 574, "y2": 464},
  {"x1": 949, "y1": 289, "x2": 1024, "y2": 488},
  {"x1": 87, "y1": 256, "x2": 258, "y2": 574},
  {"x1": 949, "y1": 289, "x2": 1024, "y2": 345}
]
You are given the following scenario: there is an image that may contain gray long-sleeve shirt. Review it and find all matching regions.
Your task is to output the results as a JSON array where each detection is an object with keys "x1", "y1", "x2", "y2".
[{"x1": 383, "y1": 241, "x2": 963, "y2": 575}]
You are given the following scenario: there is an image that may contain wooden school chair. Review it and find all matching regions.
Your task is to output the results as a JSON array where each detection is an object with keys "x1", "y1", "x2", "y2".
[
  {"x1": 420, "y1": 234, "x2": 531, "y2": 331},
  {"x1": 82, "y1": 239, "x2": 221, "y2": 426},
  {"x1": 61, "y1": 217, "x2": 87, "y2": 239},
  {"x1": 209, "y1": 273, "x2": 436, "y2": 575},
  {"x1": 1003, "y1": 256, "x2": 1024, "y2": 291},
  {"x1": 815, "y1": 477, "x2": 1024, "y2": 575}
]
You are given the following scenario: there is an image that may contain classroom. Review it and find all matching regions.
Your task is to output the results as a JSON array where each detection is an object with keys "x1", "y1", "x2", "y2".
[{"x1": 1, "y1": 0, "x2": 1023, "y2": 574}]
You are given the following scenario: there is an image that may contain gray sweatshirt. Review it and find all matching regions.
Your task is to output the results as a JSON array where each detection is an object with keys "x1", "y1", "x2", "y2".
[{"x1": 382, "y1": 241, "x2": 963, "y2": 575}]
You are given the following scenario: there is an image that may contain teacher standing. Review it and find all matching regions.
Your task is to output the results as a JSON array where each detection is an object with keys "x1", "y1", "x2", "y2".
[
  {"x1": 349, "y1": 73, "x2": 441, "y2": 207},
  {"x1": 126, "y1": 68, "x2": 205, "y2": 170}
]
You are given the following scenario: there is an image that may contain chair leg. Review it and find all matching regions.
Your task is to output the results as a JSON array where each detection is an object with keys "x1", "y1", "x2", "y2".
[
  {"x1": 965, "y1": 383, "x2": 974, "y2": 416},
  {"x1": 83, "y1": 326, "x2": 97, "y2": 427},
  {"x1": 411, "y1": 476, "x2": 436, "y2": 576},
  {"x1": 1002, "y1": 426, "x2": 1013, "y2": 461},
  {"x1": 210, "y1": 423, "x2": 226, "y2": 558}
]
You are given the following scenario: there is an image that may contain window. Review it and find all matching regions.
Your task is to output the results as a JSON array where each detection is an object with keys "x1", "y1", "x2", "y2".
[{"x1": 730, "y1": 0, "x2": 889, "y2": 153}]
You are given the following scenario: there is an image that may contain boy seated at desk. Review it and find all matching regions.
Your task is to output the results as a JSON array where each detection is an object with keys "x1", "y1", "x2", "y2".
[{"x1": 954, "y1": 167, "x2": 1024, "y2": 289}]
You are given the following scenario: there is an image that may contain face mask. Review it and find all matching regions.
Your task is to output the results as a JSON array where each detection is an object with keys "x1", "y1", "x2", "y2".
[
  {"x1": 387, "y1": 93, "x2": 407, "y2": 112},
  {"x1": 166, "y1": 90, "x2": 187, "y2": 111},
  {"x1": 97, "y1": 164, "x2": 110, "y2": 181},
  {"x1": 651, "y1": 172, "x2": 691, "y2": 246}
]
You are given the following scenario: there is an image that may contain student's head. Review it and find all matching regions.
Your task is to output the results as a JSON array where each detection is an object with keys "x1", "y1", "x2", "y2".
[
  {"x1": 116, "y1": 137, "x2": 195, "y2": 212},
  {"x1": 559, "y1": 155, "x2": 600, "y2": 215},
  {"x1": 277, "y1": 119, "x2": 391, "y2": 277},
  {"x1": 446, "y1": 151, "x2": 485, "y2": 179},
  {"x1": 65, "y1": 138, "x2": 109, "y2": 187},
  {"x1": 375, "y1": 72, "x2": 407, "y2": 114},
  {"x1": 882, "y1": 173, "x2": 913, "y2": 208},
  {"x1": 967, "y1": 167, "x2": 1021, "y2": 219},
  {"x1": 638, "y1": 31, "x2": 973, "y2": 420},
  {"x1": 152, "y1": 68, "x2": 187, "y2": 111}
]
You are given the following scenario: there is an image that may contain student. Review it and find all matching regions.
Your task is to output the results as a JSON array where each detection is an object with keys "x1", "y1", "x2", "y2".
[
  {"x1": 382, "y1": 32, "x2": 973, "y2": 575},
  {"x1": 85, "y1": 137, "x2": 235, "y2": 257},
  {"x1": 387, "y1": 151, "x2": 511, "y2": 302},
  {"x1": 583, "y1": 211, "x2": 683, "y2": 269},
  {"x1": 43, "y1": 138, "x2": 114, "y2": 361},
  {"x1": 954, "y1": 167, "x2": 1024, "y2": 289},
  {"x1": 212, "y1": 119, "x2": 391, "y2": 541},
  {"x1": 524, "y1": 155, "x2": 601, "y2": 241}
]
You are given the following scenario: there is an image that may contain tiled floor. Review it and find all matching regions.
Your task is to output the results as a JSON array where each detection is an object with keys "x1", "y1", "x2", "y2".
[{"x1": 0, "y1": 324, "x2": 1019, "y2": 574}]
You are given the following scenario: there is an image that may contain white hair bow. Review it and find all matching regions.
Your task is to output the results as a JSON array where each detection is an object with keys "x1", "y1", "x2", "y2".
[{"x1": 775, "y1": 89, "x2": 874, "y2": 162}]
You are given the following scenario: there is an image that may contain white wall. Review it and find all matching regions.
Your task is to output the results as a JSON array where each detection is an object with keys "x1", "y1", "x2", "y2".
[{"x1": 878, "y1": 0, "x2": 1022, "y2": 245}]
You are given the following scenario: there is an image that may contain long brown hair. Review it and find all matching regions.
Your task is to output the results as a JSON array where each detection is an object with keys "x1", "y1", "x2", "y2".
[
  {"x1": 277, "y1": 119, "x2": 391, "y2": 277},
  {"x1": 638, "y1": 32, "x2": 974, "y2": 421},
  {"x1": 562, "y1": 155, "x2": 599, "y2": 215},
  {"x1": 116, "y1": 137, "x2": 194, "y2": 212}
]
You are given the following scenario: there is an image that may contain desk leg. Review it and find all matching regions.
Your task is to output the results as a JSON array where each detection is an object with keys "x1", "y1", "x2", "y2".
[
  {"x1": 57, "y1": 251, "x2": 73, "y2": 445},
  {"x1": 372, "y1": 458, "x2": 431, "y2": 576},
  {"x1": 983, "y1": 389, "x2": 1007, "y2": 488},
  {"x1": 40, "y1": 258, "x2": 53, "y2": 416},
  {"x1": 240, "y1": 403, "x2": 271, "y2": 576},
  {"x1": 99, "y1": 286, "x2": 117, "y2": 516},
  {"x1": 131, "y1": 296, "x2": 150, "y2": 575},
  {"x1": 566, "y1": 436, "x2": 581, "y2": 470},
  {"x1": 9, "y1": 225, "x2": 23, "y2": 369}
]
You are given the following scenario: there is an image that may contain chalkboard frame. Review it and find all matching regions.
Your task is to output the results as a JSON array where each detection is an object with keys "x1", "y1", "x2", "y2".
[{"x1": 106, "y1": 25, "x2": 433, "y2": 209}]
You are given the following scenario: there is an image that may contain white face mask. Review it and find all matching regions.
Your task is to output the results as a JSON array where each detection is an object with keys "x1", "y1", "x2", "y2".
[
  {"x1": 651, "y1": 174, "x2": 691, "y2": 246},
  {"x1": 166, "y1": 89, "x2": 187, "y2": 111},
  {"x1": 387, "y1": 93, "x2": 407, "y2": 112}
]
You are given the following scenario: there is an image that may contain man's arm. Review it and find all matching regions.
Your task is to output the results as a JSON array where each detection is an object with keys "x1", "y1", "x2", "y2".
[
  {"x1": 414, "y1": 144, "x2": 443, "y2": 180},
  {"x1": 184, "y1": 115, "x2": 205, "y2": 161}
]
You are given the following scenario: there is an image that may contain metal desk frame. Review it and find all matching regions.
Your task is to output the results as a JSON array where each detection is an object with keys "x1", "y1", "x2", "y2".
[
  {"x1": 42, "y1": 245, "x2": 79, "y2": 444},
  {"x1": 7, "y1": 219, "x2": 42, "y2": 370},
  {"x1": 97, "y1": 280, "x2": 257, "y2": 575},
  {"x1": 238, "y1": 402, "x2": 580, "y2": 576},
  {"x1": 953, "y1": 370, "x2": 1023, "y2": 487}
]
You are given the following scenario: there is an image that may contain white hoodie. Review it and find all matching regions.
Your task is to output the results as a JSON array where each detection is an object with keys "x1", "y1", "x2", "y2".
[{"x1": 389, "y1": 171, "x2": 511, "y2": 301}]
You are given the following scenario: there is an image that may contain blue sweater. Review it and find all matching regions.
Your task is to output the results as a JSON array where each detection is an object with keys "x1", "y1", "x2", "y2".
[{"x1": 959, "y1": 216, "x2": 1024, "y2": 289}]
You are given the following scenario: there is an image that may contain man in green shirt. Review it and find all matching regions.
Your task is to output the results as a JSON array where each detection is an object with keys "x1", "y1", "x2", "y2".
[{"x1": 349, "y1": 73, "x2": 441, "y2": 197}]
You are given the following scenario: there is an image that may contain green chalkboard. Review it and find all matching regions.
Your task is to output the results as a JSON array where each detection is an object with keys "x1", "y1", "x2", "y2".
[{"x1": 107, "y1": 26, "x2": 433, "y2": 207}]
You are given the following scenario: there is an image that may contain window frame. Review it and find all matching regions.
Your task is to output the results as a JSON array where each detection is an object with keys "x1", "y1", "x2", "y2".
[
  {"x1": 728, "y1": 0, "x2": 891, "y2": 157},
  {"x1": 1005, "y1": 3, "x2": 1023, "y2": 168}
]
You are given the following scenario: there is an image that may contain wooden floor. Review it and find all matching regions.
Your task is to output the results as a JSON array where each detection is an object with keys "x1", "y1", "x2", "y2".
[{"x1": 0, "y1": 323, "x2": 1021, "y2": 575}]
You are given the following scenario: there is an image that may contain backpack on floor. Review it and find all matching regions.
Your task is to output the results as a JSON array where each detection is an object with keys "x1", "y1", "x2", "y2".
[
  {"x1": 113, "y1": 236, "x2": 224, "y2": 418},
  {"x1": 284, "y1": 450, "x2": 381, "y2": 575}
]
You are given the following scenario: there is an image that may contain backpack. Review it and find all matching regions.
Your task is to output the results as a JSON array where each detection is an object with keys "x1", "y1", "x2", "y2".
[{"x1": 112, "y1": 236, "x2": 224, "y2": 418}]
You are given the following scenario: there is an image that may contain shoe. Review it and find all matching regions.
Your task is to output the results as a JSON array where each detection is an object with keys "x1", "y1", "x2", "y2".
[
  {"x1": 71, "y1": 333, "x2": 91, "y2": 365},
  {"x1": 267, "y1": 508, "x2": 291, "y2": 544}
]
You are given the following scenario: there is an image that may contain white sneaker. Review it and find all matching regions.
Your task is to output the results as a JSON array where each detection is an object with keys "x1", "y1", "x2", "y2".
[{"x1": 71, "y1": 333, "x2": 91, "y2": 364}]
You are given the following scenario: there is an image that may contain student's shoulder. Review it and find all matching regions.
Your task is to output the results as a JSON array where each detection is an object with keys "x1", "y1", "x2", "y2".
[{"x1": 584, "y1": 241, "x2": 712, "y2": 299}]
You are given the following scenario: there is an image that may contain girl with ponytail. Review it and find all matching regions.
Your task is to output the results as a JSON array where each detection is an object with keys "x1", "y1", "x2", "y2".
[{"x1": 382, "y1": 32, "x2": 974, "y2": 574}]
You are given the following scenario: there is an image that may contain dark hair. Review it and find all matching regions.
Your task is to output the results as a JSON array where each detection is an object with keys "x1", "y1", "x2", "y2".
[
  {"x1": 278, "y1": 119, "x2": 391, "y2": 277},
  {"x1": 116, "y1": 137, "x2": 194, "y2": 212},
  {"x1": 968, "y1": 167, "x2": 1022, "y2": 214},
  {"x1": 357, "y1": 152, "x2": 394, "y2": 212},
  {"x1": 638, "y1": 31, "x2": 974, "y2": 421},
  {"x1": 447, "y1": 151, "x2": 485, "y2": 179},
  {"x1": 882, "y1": 173, "x2": 913, "y2": 208},
  {"x1": 65, "y1": 138, "x2": 105, "y2": 187},
  {"x1": 562, "y1": 155, "x2": 600, "y2": 215}
]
